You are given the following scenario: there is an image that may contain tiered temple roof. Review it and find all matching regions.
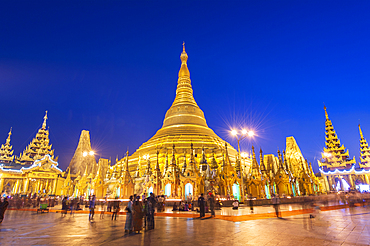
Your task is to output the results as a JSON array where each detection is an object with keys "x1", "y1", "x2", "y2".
[
  {"x1": 358, "y1": 124, "x2": 370, "y2": 170},
  {"x1": 0, "y1": 128, "x2": 15, "y2": 163},
  {"x1": 19, "y1": 111, "x2": 56, "y2": 164},
  {"x1": 319, "y1": 106, "x2": 355, "y2": 171}
]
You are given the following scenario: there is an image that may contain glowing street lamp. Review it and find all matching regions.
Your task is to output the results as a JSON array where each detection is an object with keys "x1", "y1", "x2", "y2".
[
  {"x1": 83, "y1": 150, "x2": 95, "y2": 157},
  {"x1": 230, "y1": 128, "x2": 255, "y2": 203},
  {"x1": 241, "y1": 152, "x2": 248, "y2": 158}
]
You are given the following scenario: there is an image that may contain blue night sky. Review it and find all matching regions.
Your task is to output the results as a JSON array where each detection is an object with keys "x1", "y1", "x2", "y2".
[{"x1": 1, "y1": 1, "x2": 370, "y2": 172}]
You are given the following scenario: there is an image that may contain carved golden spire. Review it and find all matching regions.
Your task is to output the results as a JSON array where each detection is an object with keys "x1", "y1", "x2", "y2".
[
  {"x1": 0, "y1": 127, "x2": 14, "y2": 162},
  {"x1": 155, "y1": 147, "x2": 160, "y2": 171},
  {"x1": 6, "y1": 127, "x2": 12, "y2": 145},
  {"x1": 162, "y1": 43, "x2": 208, "y2": 128},
  {"x1": 42, "y1": 111, "x2": 48, "y2": 129},
  {"x1": 324, "y1": 105, "x2": 329, "y2": 120},
  {"x1": 125, "y1": 150, "x2": 129, "y2": 171},
  {"x1": 359, "y1": 123, "x2": 364, "y2": 139},
  {"x1": 358, "y1": 124, "x2": 370, "y2": 169}
]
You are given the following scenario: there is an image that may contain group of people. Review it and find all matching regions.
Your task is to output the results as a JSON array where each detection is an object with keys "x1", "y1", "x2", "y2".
[
  {"x1": 0, "y1": 197, "x2": 9, "y2": 223},
  {"x1": 197, "y1": 193, "x2": 216, "y2": 218},
  {"x1": 124, "y1": 192, "x2": 157, "y2": 234}
]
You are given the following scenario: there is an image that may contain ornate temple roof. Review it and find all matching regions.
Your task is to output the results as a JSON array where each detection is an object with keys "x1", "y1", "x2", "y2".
[
  {"x1": 19, "y1": 111, "x2": 57, "y2": 164},
  {"x1": 318, "y1": 106, "x2": 355, "y2": 171},
  {"x1": 0, "y1": 128, "x2": 14, "y2": 163},
  {"x1": 358, "y1": 124, "x2": 370, "y2": 170}
]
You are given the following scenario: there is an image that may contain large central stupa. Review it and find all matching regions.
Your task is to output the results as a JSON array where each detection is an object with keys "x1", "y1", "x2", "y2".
[{"x1": 125, "y1": 44, "x2": 237, "y2": 172}]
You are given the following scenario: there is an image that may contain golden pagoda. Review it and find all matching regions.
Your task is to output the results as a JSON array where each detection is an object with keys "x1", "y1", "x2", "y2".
[
  {"x1": 246, "y1": 146, "x2": 264, "y2": 198},
  {"x1": 123, "y1": 43, "x2": 237, "y2": 170},
  {"x1": 0, "y1": 128, "x2": 15, "y2": 163},
  {"x1": 273, "y1": 150, "x2": 292, "y2": 196},
  {"x1": 111, "y1": 43, "x2": 239, "y2": 198}
]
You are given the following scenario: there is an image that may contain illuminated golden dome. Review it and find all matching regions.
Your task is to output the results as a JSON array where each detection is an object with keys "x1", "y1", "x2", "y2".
[{"x1": 125, "y1": 44, "x2": 237, "y2": 170}]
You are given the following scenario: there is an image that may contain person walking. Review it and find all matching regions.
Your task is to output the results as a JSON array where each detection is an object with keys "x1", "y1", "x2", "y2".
[
  {"x1": 248, "y1": 194, "x2": 254, "y2": 213},
  {"x1": 125, "y1": 195, "x2": 134, "y2": 234},
  {"x1": 89, "y1": 195, "x2": 96, "y2": 221},
  {"x1": 272, "y1": 194, "x2": 280, "y2": 218},
  {"x1": 100, "y1": 196, "x2": 107, "y2": 219},
  {"x1": 146, "y1": 193, "x2": 156, "y2": 230},
  {"x1": 0, "y1": 197, "x2": 9, "y2": 224},
  {"x1": 208, "y1": 193, "x2": 215, "y2": 217},
  {"x1": 61, "y1": 197, "x2": 68, "y2": 217},
  {"x1": 198, "y1": 193, "x2": 205, "y2": 218},
  {"x1": 112, "y1": 200, "x2": 120, "y2": 220},
  {"x1": 132, "y1": 196, "x2": 144, "y2": 233}
]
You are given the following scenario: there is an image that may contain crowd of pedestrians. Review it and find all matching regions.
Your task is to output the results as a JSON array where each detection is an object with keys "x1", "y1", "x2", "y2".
[
  {"x1": 124, "y1": 192, "x2": 156, "y2": 234},
  {"x1": 2, "y1": 190, "x2": 370, "y2": 229}
]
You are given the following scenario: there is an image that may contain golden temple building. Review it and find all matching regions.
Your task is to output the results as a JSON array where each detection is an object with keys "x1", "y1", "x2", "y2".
[
  {"x1": 318, "y1": 106, "x2": 370, "y2": 192},
  {"x1": 1, "y1": 44, "x2": 323, "y2": 200},
  {"x1": 0, "y1": 112, "x2": 65, "y2": 196}
]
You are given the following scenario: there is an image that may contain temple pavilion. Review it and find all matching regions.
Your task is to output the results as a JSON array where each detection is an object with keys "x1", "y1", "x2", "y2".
[
  {"x1": 318, "y1": 106, "x2": 370, "y2": 191},
  {"x1": 0, "y1": 112, "x2": 65, "y2": 196}
]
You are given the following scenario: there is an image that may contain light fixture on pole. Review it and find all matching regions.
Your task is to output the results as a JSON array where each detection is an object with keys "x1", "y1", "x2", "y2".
[{"x1": 231, "y1": 129, "x2": 255, "y2": 203}]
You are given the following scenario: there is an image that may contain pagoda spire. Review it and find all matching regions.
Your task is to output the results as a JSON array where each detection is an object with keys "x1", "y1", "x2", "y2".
[
  {"x1": 155, "y1": 148, "x2": 160, "y2": 172},
  {"x1": 125, "y1": 150, "x2": 129, "y2": 171},
  {"x1": 324, "y1": 105, "x2": 329, "y2": 120},
  {"x1": 42, "y1": 111, "x2": 48, "y2": 129},
  {"x1": 259, "y1": 148, "x2": 266, "y2": 173},
  {"x1": 358, "y1": 124, "x2": 370, "y2": 169},
  {"x1": 6, "y1": 127, "x2": 12, "y2": 145},
  {"x1": 200, "y1": 146, "x2": 207, "y2": 171},
  {"x1": 146, "y1": 156, "x2": 152, "y2": 176},
  {"x1": 171, "y1": 144, "x2": 176, "y2": 167},
  {"x1": 186, "y1": 142, "x2": 198, "y2": 173},
  {"x1": 0, "y1": 127, "x2": 15, "y2": 162},
  {"x1": 319, "y1": 106, "x2": 355, "y2": 171},
  {"x1": 278, "y1": 150, "x2": 284, "y2": 170},
  {"x1": 182, "y1": 150, "x2": 187, "y2": 173},
  {"x1": 210, "y1": 148, "x2": 218, "y2": 170},
  {"x1": 250, "y1": 146, "x2": 261, "y2": 176},
  {"x1": 162, "y1": 43, "x2": 208, "y2": 129}
]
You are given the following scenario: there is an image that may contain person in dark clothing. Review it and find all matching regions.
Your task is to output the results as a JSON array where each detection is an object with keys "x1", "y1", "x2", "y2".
[
  {"x1": 112, "y1": 200, "x2": 120, "y2": 220},
  {"x1": 0, "y1": 197, "x2": 9, "y2": 223},
  {"x1": 198, "y1": 193, "x2": 205, "y2": 218},
  {"x1": 61, "y1": 197, "x2": 68, "y2": 217},
  {"x1": 89, "y1": 195, "x2": 96, "y2": 221},
  {"x1": 146, "y1": 193, "x2": 156, "y2": 230},
  {"x1": 208, "y1": 193, "x2": 215, "y2": 217}
]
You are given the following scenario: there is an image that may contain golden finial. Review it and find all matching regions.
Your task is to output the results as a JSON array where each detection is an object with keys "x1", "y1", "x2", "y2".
[
  {"x1": 183, "y1": 41, "x2": 185, "y2": 52},
  {"x1": 323, "y1": 104, "x2": 329, "y2": 120},
  {"x1": 42, "y1": 111, "x2": 48, "y2": 129},
  {"x1": 6, "y1": 127, "x2": 12, "y2": 144},
  {"x1": 359, "y1": 123, "x2": 364, "y2": 139}
]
